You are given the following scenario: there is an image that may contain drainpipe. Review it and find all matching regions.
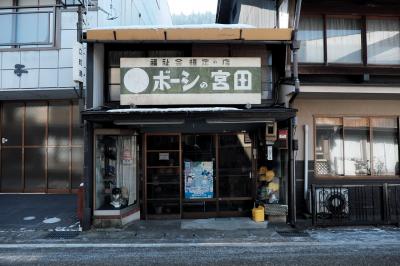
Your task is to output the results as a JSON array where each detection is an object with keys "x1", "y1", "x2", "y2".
[
  {"x1": 304, "y1": 124, "x2": 309, "y2": 201},
  {"x1": 289, "y1": 0, "x2": 302, "y2": 106},
  {"x1": 288, "y1": 0, "x2": 302, "y2": 227}
]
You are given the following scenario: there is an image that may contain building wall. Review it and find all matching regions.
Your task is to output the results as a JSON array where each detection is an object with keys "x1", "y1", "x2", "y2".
[
  {"x1": 0, "y1": 0, "x2": 172, "y2": 193},
  {"x1": 0, "y1": 0, "x2": 172, "y2": 98}
]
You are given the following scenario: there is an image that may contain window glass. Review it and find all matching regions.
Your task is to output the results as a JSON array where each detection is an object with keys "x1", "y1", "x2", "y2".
[
  {"x1": 367, "y1": 18, "x2": 400, "y2": 65},
  {"x1": 218, "y1": 134, "x2": 252, "y2": 197},
  {"x1": 343, "y1": 117, "x2": 370, "y2": 175},
  {"x1": 327, "y1": 17, "x2": 362, "y2": 63},
  {"x1": 95, "y1": 135, "x2": 138, "y2": 210},
  {"x1": 298, "y1": 16, "x2": 324, "y2": 63},
  {"x1": 0, "y1": 1, "x2": 53, "y2": 47},
  {"x1": 16, "y1": 12, "x2": 50, "y2": 44},
  {"x1": 371, "y1": 118, "x2": 399, "y2": 176},
  {"x1": 315, "y1": 118, "x2": 344, "y2": 176},
  {"x1": 0, "y1": 14, "x2": 13, "y2": 44}
]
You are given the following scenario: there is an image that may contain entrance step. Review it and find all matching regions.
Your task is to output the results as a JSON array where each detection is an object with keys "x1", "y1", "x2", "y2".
[{"x1": 181, "y1": 217, "x2": 268, "y2": 230}]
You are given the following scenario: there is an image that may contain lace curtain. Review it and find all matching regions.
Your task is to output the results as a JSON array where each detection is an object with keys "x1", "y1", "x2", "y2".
[
  {"x1": 367, "y1": 18, "x2": 400, "y2": 65},
  {"x1": 298, "y1": 16, "x2": 324, "y2": 63},
  {"x1": 327, "y1": 17, "x2": 362, "y2": 63}
]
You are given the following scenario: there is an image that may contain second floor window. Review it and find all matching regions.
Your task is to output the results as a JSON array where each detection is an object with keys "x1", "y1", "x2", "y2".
[
  {"x1": 299, "y1": 15, "x2": 400, "y2": 65},
  {"x1": 0, "y1": 0, "x2": 55, "y2": 47},
  {"x1": 367, "y1": 18, "x2": 400, "y2": 65},
  {"x1": 326, "y1": 17, "x2": 362, "y2": 64}
]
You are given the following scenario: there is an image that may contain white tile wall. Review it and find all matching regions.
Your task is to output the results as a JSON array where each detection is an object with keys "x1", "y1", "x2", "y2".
[
  {"x1": 2, "y1": 52, "x2": 20, "y2": 69},
  {"x1": 58, "y1": 68, "x2": 74, "y2": 87},
  {"x1": 1, "y1": 70, "x2": 20, "y2": 88},
  {"x1": 21, "y1": 51, "x2": 40, "y2": 69},
  {"x1": 61, "y1": 30, "x2": 77, "y2": 49},
  {"x1": 39, "y1": 68, "x2": 58, "y2": 88},
  {"x1": 20, "y1": 69, "x2": 39, "y2": 88},
  {"x1": 61, "y1": 11, "x2": 78, "y2": 30},
  {"x1": 58, "y1": 49, "x2": 73, "y2": 68},
  {"x1": 39, "y1": 50, "x2": 59, "y2": 69}
]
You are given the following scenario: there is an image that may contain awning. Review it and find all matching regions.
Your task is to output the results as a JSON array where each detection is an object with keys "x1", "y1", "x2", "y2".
[
  {"x1": 82, "y1": 107, "x2": 297, "y2": 124},
  {"x1": 85, "y1": 25, "x2": 293, "y2": 42}
]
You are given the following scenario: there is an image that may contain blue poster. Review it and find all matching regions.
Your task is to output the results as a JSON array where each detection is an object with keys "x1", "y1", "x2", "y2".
[{"x1": 184, "y1": 161, "x2": 214, "y2": 199}]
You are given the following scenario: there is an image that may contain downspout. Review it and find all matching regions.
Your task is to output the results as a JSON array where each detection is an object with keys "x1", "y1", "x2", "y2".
[
  {"x1": 304, "y1": 124, "x2": 309, "y2": 201},
  {"x1": 289, "y1": 0, "x2": 302, "y2": 106},
  {"x1": 288, "y1": 0, "x2": 302, "y2": 227}
]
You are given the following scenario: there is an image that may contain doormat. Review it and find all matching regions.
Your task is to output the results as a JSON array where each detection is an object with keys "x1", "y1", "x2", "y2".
[
  {"x1": 277, "y1": 230, "x2": 309, "y2": 237},
  {"x1": 45, "y1": 231, "x2": 79, "y2": 239}
]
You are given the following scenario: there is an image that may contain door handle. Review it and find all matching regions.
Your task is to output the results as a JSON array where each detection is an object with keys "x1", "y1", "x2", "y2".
[{"x1": 1, "y1": 137, "x2": 8, "y2": 144}]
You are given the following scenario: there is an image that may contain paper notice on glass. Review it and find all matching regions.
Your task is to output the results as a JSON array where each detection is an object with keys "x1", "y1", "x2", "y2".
[{"x1": 184, "y1": 161, "x2": 214, "y2": 199}]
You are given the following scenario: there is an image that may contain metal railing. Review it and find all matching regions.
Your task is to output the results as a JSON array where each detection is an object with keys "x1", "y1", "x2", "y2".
[{"x1": 312, "y1": 184, "x2": 400, "y2": 226}]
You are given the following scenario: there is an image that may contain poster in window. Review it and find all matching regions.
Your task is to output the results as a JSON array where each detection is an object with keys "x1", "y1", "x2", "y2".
[{"x1": 184, "y1": 161, "x2": 213, "y2": 199}]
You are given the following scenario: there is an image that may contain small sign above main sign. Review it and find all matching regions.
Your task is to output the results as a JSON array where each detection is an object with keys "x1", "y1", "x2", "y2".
[{"x1": 120, "y1": 57, "x2": 261, "y2": 106}]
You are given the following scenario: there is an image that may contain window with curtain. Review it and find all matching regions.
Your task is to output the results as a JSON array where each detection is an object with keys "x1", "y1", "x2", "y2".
[
  {"x1": 343, "y1": 117, "x2": 370, "y2": 176},
  {"x1": 367, "y1": 18, "x2": 400, "y2": 65},
  {"x1": 327, "y1": 17, "x2": 362, "y2": 63},
  {"x1": 315, "y1": 118, "x2": 344, "y2": 176},
  {"x1": 315, "y1": 116, "x2": 399, "y2": 177},
  {"x1": 371, "y1": 118, "x2": 399, "y2": 176},
  {"x1": 298, "y1": 16, "x2": 324, "y2": 63}
]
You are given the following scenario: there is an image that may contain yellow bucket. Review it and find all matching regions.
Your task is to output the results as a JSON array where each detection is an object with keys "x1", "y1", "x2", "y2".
[{"x1": 252, "y1": 206, "x2": 265, "y2": 222}]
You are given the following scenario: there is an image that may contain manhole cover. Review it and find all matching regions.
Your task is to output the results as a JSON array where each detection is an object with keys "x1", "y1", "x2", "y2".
[
  {"x1": 45, "y1": 231, "x2": 79, "y2": 239},
  {"x1": 277, "y1": 231, "x2": 309, "y2": 237}
]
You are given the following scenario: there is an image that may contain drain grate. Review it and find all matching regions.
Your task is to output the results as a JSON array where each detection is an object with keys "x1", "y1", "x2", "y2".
[
  {"x1": 45, "y1": 231, "x2": 79, "y2": 239},
  {"x1": 277, "y1": 230, "x2": 309, "y2": 237}
]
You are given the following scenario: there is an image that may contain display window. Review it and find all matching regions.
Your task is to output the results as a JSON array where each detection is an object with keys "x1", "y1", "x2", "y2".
[{"x1": 95, "y1": 131, "x2": 138, "y2": 212}]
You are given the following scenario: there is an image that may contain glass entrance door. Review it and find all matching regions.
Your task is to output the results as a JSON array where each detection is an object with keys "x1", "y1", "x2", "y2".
[
  {"x1": 182, "y1": 135, "x2": 217, "y2": 218},
  {"x1": 181, "y1": 133, "x2": 254, "y2": 218},
  {"x1": 218, "y1": 134, "x2": 254, "y2": 216},
  {"x1": 145, "y1": 134, "x2": 181, "y2": 219}
]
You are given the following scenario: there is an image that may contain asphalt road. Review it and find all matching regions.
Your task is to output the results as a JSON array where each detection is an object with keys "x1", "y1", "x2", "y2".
[{"x1": 0, "y1": 242, "x2": 399, "y2": 266}]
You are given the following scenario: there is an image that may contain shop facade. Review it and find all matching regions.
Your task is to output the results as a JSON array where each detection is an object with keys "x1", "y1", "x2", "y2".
[
  {"x1": 293, "y1": 0, "x2": 400, "y2": 225},
  {"x1": 82, "y1": 26, "x2": 297, "y2": 227}
]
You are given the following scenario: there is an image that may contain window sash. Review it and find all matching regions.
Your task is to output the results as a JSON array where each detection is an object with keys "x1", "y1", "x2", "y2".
[
  {"x1": 0, "y1": 10, "x2": 53, "y2": 46},
  {"x1": 299, "y1": 15, "x2": 400, "y2": 66},
  {"x1": 366, "y1": 18, "x2": 400, "y2": 65}
]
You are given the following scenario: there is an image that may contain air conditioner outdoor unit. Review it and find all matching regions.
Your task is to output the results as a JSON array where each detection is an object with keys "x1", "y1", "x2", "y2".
[{"x1": 315, "y1": 188, "x2": 349, "y2": 217}]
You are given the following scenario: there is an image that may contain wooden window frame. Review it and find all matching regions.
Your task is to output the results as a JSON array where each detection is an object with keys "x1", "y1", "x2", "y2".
[
  {"x1": 313, "y1": 115, "x2": 400, "y2": 180},
  {"x1": 299, "y1": 14, "x2": 400, "y2": 70}
]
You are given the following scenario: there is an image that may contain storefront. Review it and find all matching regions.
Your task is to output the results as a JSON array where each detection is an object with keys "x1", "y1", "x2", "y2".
[{"x1": 82, "y1": 26, "x2": 296, "y2": 227}]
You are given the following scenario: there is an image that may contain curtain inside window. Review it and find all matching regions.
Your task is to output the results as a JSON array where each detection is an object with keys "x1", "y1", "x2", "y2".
[
  {"x1": 367, "y1": 18, "x2": 400, "y2": 65},
  {"x1": 298, "y1": 16, "x2": 324, "y2": 63},
  {"x1": 371, "y1": 118, "x2": 399, "y2": 176},
  {"x1": 343, "y1": 117, "x2": 370, "y2": 176},
  {"x1": 315, "y1": 118, "x2": 344, "y2": 176},
  {"x1": 327, "y1": 17, "x2": 362, "y2": 63}
]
